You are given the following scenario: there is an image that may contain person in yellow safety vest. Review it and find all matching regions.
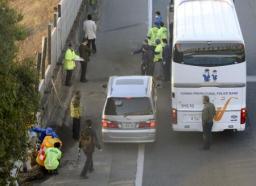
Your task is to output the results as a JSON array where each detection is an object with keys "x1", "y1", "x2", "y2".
[
  {"x1": 70, "y1": 91, "x2": 81, "y2": 140},
  {"x1": 153, "y1": 39, "x2": 164, "y2": 88},
  {"x1": 44, "y1": 142, "x2": 62, "y2": 174},
  {"x1": 157, "y1": 22, "x2": 168, "y2": 43},
  {"x1": 64, "y1": 43, "x2": 79, "y2": 86},
  {"x1": 147, "y1": 22, "x2": 159, "y2": 47}
]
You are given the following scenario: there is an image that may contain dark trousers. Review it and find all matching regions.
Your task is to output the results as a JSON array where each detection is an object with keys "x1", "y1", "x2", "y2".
[
  {"x1": 73, "y1": 118, "x2": 80, "y2": 140},
  {"x1": 88, "y1": 39, "x2": 96, "y2": 53},
  {"x1": 141, "y1": 63, "x2": 147, "y2": 75},
  {"x1": 141, "y1": 62, "x2": 152, "y2": 75},
  {"x1": 163, "y1": 61, "x2": 170, "y2": 81},
  {"x1": 65, "y1": 70, "x2": 73, "y2": 86},
  {"x1": 202, "y1": 121, "x2": 213, "y2": 149},
  {"x1": 148, "y1": 63, "x2": 154, "y2": 76},
  {"x1": 80, "y1": 61, "x2": 88, "y2": 81},
  {"x1": 81, "y1": 152, "x2": 93, "y2": 176}
]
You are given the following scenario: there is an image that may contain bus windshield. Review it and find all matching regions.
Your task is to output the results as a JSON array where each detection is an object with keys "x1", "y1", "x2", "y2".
[{"x1": 173, "y1": 42, "x2": 245, "y2": 67}]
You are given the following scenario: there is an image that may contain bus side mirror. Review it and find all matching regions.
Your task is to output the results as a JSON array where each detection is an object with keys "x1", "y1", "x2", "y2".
[{"x1": 169, "y1": 0, "x2": 174, "y2": 12}]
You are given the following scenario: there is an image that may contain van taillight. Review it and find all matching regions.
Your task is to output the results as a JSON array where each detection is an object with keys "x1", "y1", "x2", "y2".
[
  {"x1": 172, "y1": 108, "x2": 177, "y2": 124},
  {"x1": 139, "y1": 120, "x2": 156, "y2": 128},
  {"x1": 240, "y1": 108, "x2": 247, "y2": 124},
  {"x1": 102, "y1": 120, "x2": 119, "y2": 128}
]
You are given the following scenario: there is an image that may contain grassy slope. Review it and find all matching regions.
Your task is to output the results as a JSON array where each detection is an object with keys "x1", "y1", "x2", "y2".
[{"x1": 9, "y1": 0, "x2": 59, "y2": 61}]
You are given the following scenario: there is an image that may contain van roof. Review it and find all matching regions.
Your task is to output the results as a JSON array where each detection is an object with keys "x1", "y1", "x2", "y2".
[
  {"x1": 174, "y1": 0, "x2": 244, "y2": 43},
  {"x1": 107, "y1": 76, "x2": 152, "y2": 98}
]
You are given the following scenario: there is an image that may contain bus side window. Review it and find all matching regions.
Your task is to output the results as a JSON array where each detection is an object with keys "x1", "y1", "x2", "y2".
[{"x1": 173, "y1": 45, "x2": 183, "y2": 63}]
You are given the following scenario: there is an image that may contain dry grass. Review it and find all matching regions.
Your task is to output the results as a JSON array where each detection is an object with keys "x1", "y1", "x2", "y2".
[{"x1": 9, "y1": 0, "x2": 59, "y2": 61}]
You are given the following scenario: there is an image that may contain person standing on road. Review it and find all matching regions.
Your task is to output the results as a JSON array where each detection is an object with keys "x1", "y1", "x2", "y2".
[
  {"x1": 153, "y1": 39, "x2": 164, "y2": 88},
  {"x1": 83, "y1": 14, "x2": 97, "y2": 53},
  {"x1": 202, "y1": 96, "x2": 216, "y2": 150},
  {"x1": 157, "y1": 22, "x2": 168, "y2": 43},
  {"x1": 154, "y1": 11, "x2": 163, "y2": 27},
  {"x1": 132, "y1": 39, "x2": 154, "y2": 75},
  {"x1": 64, "y1": 43, "x2": 79, "y2": 86},
  {"x1": 70, "y1": 91, "x2": 81, "y2": 140},
  {"x1": 79, "y1": 119, "x2": 101, "y2": 179},
  {"x1": 79, "y1": 38, "x2": 91, "y2": 82},
  {"x1": 162, "y1": 38, "x2": 171, "y2": 81},
  {"x1": 147, "y1": 22, "x2": 159, "y2": 47}
]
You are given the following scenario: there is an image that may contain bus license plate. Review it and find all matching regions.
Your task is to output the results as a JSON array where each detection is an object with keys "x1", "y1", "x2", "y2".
[{"x1": 184, "y1": 114, "x2": 201, "y2": 122}]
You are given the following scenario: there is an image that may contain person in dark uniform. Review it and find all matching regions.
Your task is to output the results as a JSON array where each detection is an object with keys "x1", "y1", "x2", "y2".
[
  {"x1": 132, "y1": 39, "x2": 154, "y2": 75},
  {"x1": 79, "y1": 38, "x2": 91, "y2": 82},
  {"x1": 162, "y1": 38, "x2": 171, "y2": 81},
  {"x1": 79, "y1": 120, "x2": 101, "y2": 179},
  {"x1": 202, "y1": 96, "x2": 216, "y2": 150}
]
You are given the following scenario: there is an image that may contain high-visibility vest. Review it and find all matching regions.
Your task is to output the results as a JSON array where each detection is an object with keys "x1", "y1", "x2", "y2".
[
  {"x1": 64, "y1": 49, "x2": 77, "y2": 70},
  {"x1": 147, "y1": 26, "x2": 159, "y2": 46},
  {"x1": 157, "y1": 26, "x2": 168, "y2": 41},
  {"x1": 44, "y1": 147, "x2": 62, "y2": 170},
  {"x1": 70, "y1": 100, "x2": 80, "y2": 118},
  {"x1": 36, "y1": 136, "x2": 62, "y2": 167},
  {"x1": 154, "y1": 43, "x2": 163, "y2": 62}
]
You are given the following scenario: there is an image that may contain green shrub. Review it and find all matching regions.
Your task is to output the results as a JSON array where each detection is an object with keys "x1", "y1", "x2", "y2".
[{"x1": 0, "y1": 1, "x2": 39, "y2": 184}]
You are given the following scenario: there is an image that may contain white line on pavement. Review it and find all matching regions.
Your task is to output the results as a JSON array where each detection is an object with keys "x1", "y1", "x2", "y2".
[
  {"x1": 247, "y1": 75, "x2": 256, "y2": 82},
  {"x1": 135, "y1": 144, "x2": 145, "y2": 186},
  {"x1": 148, "y1": 0, "x2": 152, "y2": 30}
]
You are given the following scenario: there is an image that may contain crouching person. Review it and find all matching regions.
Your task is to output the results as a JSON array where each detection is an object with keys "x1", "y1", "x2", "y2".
[{"x1": 44, "y1": 142, "x2": 62, "y2": 174}]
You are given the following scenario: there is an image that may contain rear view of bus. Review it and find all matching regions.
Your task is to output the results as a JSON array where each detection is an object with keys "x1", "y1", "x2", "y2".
[{"x1": 171, "y1": 0, "x2": 247, "y2": 132}]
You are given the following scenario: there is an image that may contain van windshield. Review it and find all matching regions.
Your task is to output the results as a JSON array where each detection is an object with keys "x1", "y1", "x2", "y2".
[
  {"x1": 105, "y1": 97, "x2": 153, "y2": 116},
  {"x1": 173, "y1": 42, "x2": 245, "y2": 67}
]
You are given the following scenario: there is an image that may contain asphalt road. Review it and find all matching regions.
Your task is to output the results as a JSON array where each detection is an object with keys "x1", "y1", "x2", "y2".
[
  {"x1": 143, "y1": 0, "x2": 256, "y2": 186},
  {"x1": 40, "y1": 0, "x2": 256, "y2": 185}
]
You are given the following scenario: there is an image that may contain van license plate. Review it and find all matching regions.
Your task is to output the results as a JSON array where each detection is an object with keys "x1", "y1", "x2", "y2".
[{"x1": 122, "y1": 123, "x2": 135, "y2": 128}]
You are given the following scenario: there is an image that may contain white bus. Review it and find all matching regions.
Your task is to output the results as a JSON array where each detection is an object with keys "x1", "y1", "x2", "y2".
[{"x1": 171, "y1": 0, "x2": 247, "y2": 132}]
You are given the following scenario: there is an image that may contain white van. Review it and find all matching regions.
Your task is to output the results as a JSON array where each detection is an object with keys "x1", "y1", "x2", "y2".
[{"x1": 102, "y1": 76, "x2": 157, "y2": 143}]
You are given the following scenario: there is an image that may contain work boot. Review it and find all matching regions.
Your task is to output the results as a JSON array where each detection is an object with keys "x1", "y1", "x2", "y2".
[
  {"x1": 89, "y1": 168, "x2": 94, "y2": 173},
  {"x1": 80, "y1": 174, "x2": 88, "y2": 179}
]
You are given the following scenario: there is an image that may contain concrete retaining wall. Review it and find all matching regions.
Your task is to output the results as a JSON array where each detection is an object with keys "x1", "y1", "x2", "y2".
[
  {"x1": 39, "y1": 0, "x2": 88, "y2": 127},
  {"x1": 38, "y1": 0, "x2": 83, "y2": 94}
]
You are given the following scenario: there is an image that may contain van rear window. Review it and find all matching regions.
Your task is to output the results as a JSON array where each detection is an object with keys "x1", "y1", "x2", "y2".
[{"x1": 105, "y1": 97, "x2": 153, "y2": 115}]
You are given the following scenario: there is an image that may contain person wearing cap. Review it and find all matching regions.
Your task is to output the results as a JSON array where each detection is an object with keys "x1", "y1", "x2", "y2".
[
  {"x1": 154, "y1": 11, "x2": 163, "y2": 27},
  {"x1": 153, "y1": 39, "x2": 164, "y2": 87},
  {"x1": 147, "y1": 22, "x2": 159, "y2": 47},
  {"x1": 157, "y1": 22, "x2": 168, "y2": 42},
  {"x1": 132, "y1": 39, "x2": 154, "y2": 75},
  {"x1": 64, "y1": 43, "x2": 79, "y2": 86},
  {"x1": 79, "y1": 38, "x2": 91, "y2": 82},
  {"x1": 44, "y1": 142, "x2": 62, "y2": 174},
  {"x1": 70, "y1": 91, "x2": 81, "y2": 140},
  {"x1": 79, "y1": 119, "x2": 101, "y2": 179}
]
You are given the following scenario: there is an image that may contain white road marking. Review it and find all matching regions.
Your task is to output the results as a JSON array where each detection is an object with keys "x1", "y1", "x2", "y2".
[
  {"x1": 148, "y1": 0, "x2": 152, "y2": 30},
  {"x1": 134, "y1": 1, "x2": 152, "y2": 184},
  {"x1": 135, "y1": 144, "x2": 145, "y2": 186},
  {"x1": 247, "y1": 75, "x2": 256, "y2": 82}
]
